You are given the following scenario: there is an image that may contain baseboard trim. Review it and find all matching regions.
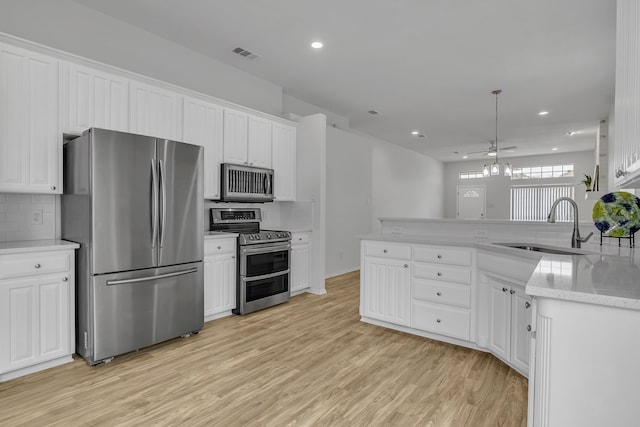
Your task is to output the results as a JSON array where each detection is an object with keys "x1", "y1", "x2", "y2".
[{"x1": 325, "y1": 267, "x2": 359, "y2": 279}]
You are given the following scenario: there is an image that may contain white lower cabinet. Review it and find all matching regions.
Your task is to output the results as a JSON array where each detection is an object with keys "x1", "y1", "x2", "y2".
[
  {"x1": 290, "y1": 232, "x2": 310, "y2": 293},
  {"x1": 203, "y1": 237, "x2": 237, "y2": 321},
  {"x1": 360, "y1": 241, "x2": 411, "y2": 326},
  {"x1": 0, "y1": 248, "x2": 76, "y2": 382},
  {"x1": 485, "y1": 274, "x2": 532, "y2": 375}
]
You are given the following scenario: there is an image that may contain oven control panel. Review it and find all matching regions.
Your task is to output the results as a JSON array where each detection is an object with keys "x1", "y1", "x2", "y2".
[{"x1": 239, "y1": 231, "x2": 291, "y2": 245}]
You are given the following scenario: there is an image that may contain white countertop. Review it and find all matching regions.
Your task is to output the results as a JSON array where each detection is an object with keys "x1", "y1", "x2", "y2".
[
  {"x1": 362, "y1": 233, "x2": 640, "y2": 310},
  {"x1": 0, "y1": 239, "x2": 80, "y2": 255},
  {"x1": 204, "y1": 231, "x2": 239, "y2": 240}
]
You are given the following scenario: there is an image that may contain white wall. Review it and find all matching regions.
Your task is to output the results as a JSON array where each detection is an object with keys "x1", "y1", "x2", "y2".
[
  {"x1": 325, "y1": 127, "x2": 373, "y2": 277},
  {"x1": 371, "y1": 140, "x2": 445, "y2": 233},
  {"x1": 0, "y1": 0, "x2": 283, "y2": 115},
  {"x1": 443, "y1": 151, "x2": 596, "y2": 221},
  {"x1": 283, "y1": 94, "x2": 350, "y2": 130}
]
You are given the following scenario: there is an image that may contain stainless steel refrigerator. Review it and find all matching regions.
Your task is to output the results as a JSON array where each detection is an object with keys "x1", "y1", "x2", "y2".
[{"x1": 62, "y1": 128, "x2": 204, "y2": 365}]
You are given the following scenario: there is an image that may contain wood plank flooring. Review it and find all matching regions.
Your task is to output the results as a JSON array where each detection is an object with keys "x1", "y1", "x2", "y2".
[{"x1": 0, "y1": 271, "x2": 527, "y2": 426}]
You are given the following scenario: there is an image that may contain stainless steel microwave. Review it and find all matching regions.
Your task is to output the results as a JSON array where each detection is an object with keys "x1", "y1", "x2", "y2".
[{"x1": 220, "y1": 163, "x2": 274, "y2": 202}]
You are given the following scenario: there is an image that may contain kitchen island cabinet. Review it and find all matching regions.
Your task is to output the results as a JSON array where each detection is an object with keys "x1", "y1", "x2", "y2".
[{"x1": 0, "y1": 240, "x2": 79, "y2": 382}]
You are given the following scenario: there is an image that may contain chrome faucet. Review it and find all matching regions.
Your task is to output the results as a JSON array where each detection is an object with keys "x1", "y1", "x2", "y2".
[{"x1": 547, "y1": 197, "x2": 593, "y2": 248}]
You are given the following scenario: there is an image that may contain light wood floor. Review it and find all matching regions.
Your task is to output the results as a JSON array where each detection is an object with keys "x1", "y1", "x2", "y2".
[{"x1": 0, "y1": 271, "x2": 527, "y2": 426}]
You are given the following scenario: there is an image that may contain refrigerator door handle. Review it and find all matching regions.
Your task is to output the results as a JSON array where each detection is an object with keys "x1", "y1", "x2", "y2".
[
  {"x1": 106, "y1": 267, "x2": 199, "y2": 286},
  {"x1": 151, "y1": 159, "x2": 159, "y2": 248},
  {"x1": 159, "y1": 159, "x2": 166, "y2": 248}
]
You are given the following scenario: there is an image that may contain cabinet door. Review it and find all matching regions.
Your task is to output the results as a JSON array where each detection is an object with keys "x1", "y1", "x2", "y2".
[
  {"x1": 63, "y1": 62, "x2": 129, "y2": 135},
  {"x1": 223, "y1": 108, "x2": 248, "y2": 164},
  {"x1": 183, "y1": 97, "x2": 224, "y2": 199},
  {"x1": 488, "y1": 281, "x2": 511, "y2": 361},
  {"x1": 510, "y1": 288, "x2": 532, "y2": 373},
  {"x1": 129, "y1": 80, "x2": 182, "y2": 141},
  {"x1": 291, "y1": 244, "x2": 310, "y2": 292},
  {"x1": 0, "y1": 42, "x2": 60, "y2": 194},
  {"x1": 0, "y1": 275, "x2": 70, "y2": 373},
  {"x1": 362, "y1": 257, "x2": 411, "y2": 326},
  {"x1": 247, "y1": 115, "x2": 272, "y2": 168},
  {"x1": 203, "y1": 253, "x2": 236, "y2": 319},
  {"x1": 272, "y1": 122, "x2": 296, "y2": 201}
]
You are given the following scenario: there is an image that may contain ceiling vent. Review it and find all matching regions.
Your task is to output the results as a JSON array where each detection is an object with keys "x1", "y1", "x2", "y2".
[
  {"x1": 232, "y1": 47, "x2": 259, "y2": 60},
  {"x1": 368, "y1": 110, "x2": 380, "y2": 115}
]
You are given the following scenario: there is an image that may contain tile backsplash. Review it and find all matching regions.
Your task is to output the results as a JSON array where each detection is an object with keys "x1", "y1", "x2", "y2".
[{"x1": 0, "y1": 194, "x2": 57, "y2": 242}]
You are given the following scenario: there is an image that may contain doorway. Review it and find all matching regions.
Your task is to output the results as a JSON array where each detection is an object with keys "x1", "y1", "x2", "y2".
[{"x1": 457, "y1": 185, "x2": 486, "y2": 219}]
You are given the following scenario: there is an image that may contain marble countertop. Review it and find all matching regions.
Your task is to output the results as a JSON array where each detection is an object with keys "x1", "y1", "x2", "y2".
[
  {"x1": 204, "y1": 231, "x2": 239, "y2": 239},
  {"x1": 362, "y1": 233, "x2": 640, "y2": 310},
  {"x1": 0, "y1": 239, "x2": 80, "y2": 255}
]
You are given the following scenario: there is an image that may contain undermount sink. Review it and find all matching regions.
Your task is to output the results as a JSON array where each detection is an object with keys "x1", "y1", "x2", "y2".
[{"x1": 493, "y1": 243, "x2": 585, "y2": 256}]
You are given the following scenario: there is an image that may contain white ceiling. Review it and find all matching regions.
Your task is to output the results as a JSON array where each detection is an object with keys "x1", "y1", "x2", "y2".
[{"x1": 72, "y1": 0, "x2": 616, "y2": 163}]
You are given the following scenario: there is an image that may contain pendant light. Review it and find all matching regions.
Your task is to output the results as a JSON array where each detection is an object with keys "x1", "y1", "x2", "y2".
[{"x1": 482, "y1": 90, "x2": 512, "y2": 177}]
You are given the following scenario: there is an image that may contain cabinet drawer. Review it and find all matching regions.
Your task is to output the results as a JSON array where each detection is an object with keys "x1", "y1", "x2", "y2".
[
  {"x1": 204, "y1": 238, "x2": 237, "y2": 255},
  {"x1": 412, "y1": 301, "x2": 470, "y2": 341},
  {"x1": 291, "y1": 232, "x2": 310, "y2": 245},
  {"x1": 363, "y1": 241, "x2": 411, "y2": 260},
  {"x1": 0, "y1": 252, "x2": 71, "y2": 280},
  {"x1": 413, "y1": 246, "x2": 472, "y2": 266},
  {"x1": 413, "y1": 278, "x2": 471, "y2": 308},
  {"x1": 413, "y1": 262, "x2": 471, "y2": 285}
]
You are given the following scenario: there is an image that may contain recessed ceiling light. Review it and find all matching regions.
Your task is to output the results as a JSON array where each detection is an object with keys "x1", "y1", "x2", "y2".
[
  {"x1": 311, "y1": 41, "x2": 323, "y2": 49},
  {"x1": 552, "y1": 147, "x2": 559, "y2": 151},
  {"x1": 538, "y1": 111, "x2": 549, "y2": 116},
  {"x1": 463, "y1": 155, "x2": 468, "y2": 159},
  {"x1": 411, "y1": 130, "x2": 419, "y2": 135}
]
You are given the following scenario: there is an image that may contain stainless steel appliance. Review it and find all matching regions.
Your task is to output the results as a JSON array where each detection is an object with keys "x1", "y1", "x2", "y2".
[
  {"x1": 220, "y1": 163, "x2": 274, "y2": 202},
  {"x1": 62, "y1": 128, "x2": 204, "y2": 365},
  {"x1": 209, "y1": 208, "x2": 291, "y2": 314}
]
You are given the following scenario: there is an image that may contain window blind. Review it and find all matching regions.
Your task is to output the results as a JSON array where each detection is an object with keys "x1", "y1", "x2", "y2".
[{"x1": 510, "y1": 184, "x2": 575, "y2": 221}]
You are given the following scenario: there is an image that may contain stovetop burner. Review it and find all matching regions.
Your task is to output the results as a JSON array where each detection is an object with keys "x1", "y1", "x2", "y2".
[{"x1": 210, "y1": 208, "x2": 291, "y2": 245}]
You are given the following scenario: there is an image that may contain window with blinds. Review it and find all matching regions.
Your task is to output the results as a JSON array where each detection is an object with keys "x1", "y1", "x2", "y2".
[{"x1": 510, "y1": 184, "x2": 575, "y2": 221}]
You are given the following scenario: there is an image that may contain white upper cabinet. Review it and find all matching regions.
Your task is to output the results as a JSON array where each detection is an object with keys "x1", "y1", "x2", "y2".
[
  {"x1": 129, "y1": 80, "x2": 182, "y2": 141},
  {"x1": 61, "y1": 62, "x2": 129, "y2": 136},
  {"x1": 247, "y1": 115, "x2": 272, "y2": 168},
  {"x1": 271, "y1": 122, "x2": 296, "y2": 201},
  {"x1": 183, "y1": 96, "x2": 224, "y2": 199},
  {"x1": 223, "y1": 109, "x2": 272, "y2": 168},
  {"x1": 0, "y1": 42, "x2": 60, "y2": 194}
]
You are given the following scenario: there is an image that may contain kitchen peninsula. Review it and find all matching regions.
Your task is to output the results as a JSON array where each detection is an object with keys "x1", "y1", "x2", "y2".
[{"x1": 360, "y1": 218, "x2": 640, "y2": 427}]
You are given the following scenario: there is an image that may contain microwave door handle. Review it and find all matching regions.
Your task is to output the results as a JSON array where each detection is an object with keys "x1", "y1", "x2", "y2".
[{"x1": 151, "y1": 159, "x2": 158, "y2": 248}]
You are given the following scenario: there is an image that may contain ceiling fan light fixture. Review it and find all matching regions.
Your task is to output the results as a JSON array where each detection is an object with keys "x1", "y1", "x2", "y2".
[{"x1": 482, "y1": 90, "x2": 512, "y2": 178}]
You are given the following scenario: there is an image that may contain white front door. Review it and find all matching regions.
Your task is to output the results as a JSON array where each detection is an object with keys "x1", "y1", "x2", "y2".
[{"x1": 457, "y1": 185, "x2": 486, "y2": 219}]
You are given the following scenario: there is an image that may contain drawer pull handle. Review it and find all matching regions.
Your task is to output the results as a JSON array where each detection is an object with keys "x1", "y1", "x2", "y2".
[
  {"x1": 502, "y1": 287, "x2": 508, "y2": 292},
  {"x1": 510, "y1": 289, "x2": 515, "y2": 295},
  {"x1": 436, "y1": 291, "x2": 442, "y2": 296},
  {"x1": 217, "y1": 246, "x2": 222, "y2": 250},
  {"x1": 62, "y1": 277, "x2": 68, "y2": 282},
  {"x1": 437, "y1": 272, "x2": 442, "y2": 277},
  {"x1": 404, "y1": 264, "x2": 408, "y2": 268},
  {"x1": 383, "y1": 249, "x2": 388, "y2": 253},
  {"x1": 50, "y1": 186, "x2": 56, "y2": 191},
  {"x1": 35, "y1": 264, "x2": 41, "y2": 269},
  {"x1": 436, "y1": 319, "x2": 442, "y2": 323},
  {"x1": 525, "y1": 302, "x2": 531, "y2": 309},
  {"x1": 527, "y1": 325, "x2": 532, "y2": 332},
  {"x1": 437, "y1": 254, "x2": 442, "y2": 259}
]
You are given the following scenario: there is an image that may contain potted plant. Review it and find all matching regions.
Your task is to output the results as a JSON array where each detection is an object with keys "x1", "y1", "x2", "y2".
[{"x1": 581, "y1": 174, "x2": 592, "y2": 191}]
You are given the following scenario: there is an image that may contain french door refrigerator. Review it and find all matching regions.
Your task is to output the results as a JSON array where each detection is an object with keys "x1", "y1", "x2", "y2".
[{"x1": 62, "y1": 128, "x2": 204, "y2": 365}]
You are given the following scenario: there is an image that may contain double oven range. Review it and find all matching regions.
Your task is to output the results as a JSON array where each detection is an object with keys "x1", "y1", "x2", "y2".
[{"x1": 210, "y1": 208, "x2": 291, "y2": 315}]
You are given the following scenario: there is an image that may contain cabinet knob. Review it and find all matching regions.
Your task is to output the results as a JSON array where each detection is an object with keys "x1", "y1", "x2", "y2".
[
  {"x1": 34, "y1": 263, "x2": 41, "y2": 269},
  {"x1": 527, "y1": 325, "x2": 532, "y2": 332},
  {"x1": 436, "y1": 319, "x2": 442, "y2": 323},
  {"x1": 217, "y1": 246, "x2": 221, "y2": 250},
  {"x1": 437, "y1": 254, "x2": 442, "y2": 259},
  {"x1": 383, "y1": 249, "x2": 388, "y2": 253},
  {"x1": 50, "y1": 186, "x2": 56, "y2": 191},
  {"x1": 525, "y1": 302, "x2": 531, "y2": 309},
  {"x1": 510, "y1": 289, "x2": 515, "y2": 295},
  {"x1": 298, "y1": 238, "x2": 302, "y2": 241},
  {"x1": 436, "y1": 291, "x2": 442, "y2": 296},
  {"x1": 502, "y1": 287, "x2": 508, "y2": 292},
  {"x1": 404, "y1": 264, "x2": 408, "y2": 268},
  {"x1": 437, "y1": 272, "x2": 442, "y2": 277},
  {"x1": 62, "y1": 277, "x2": 68, "y2": 282},
  {"x1": 231, "y1": 256, "x2": 235, "y2": 259}
]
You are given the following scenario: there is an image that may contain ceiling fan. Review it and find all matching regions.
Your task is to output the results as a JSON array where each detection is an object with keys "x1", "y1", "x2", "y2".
[{"x1": 466, "y1": 140, "x2": 517, "y2": 157}]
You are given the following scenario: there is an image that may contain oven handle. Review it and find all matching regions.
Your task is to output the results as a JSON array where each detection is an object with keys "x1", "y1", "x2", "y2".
[
  {"x1": 241, "y1": 243, "x2": 290, "y2": 256},
  {"x1": 242, "y1": 269, "x2": 290, "y2": 282}
]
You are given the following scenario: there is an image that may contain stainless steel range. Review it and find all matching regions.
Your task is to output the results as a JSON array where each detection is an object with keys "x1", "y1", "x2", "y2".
[{"x1": 210, "y1": 208, "x2": 291, "y2": 314}]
